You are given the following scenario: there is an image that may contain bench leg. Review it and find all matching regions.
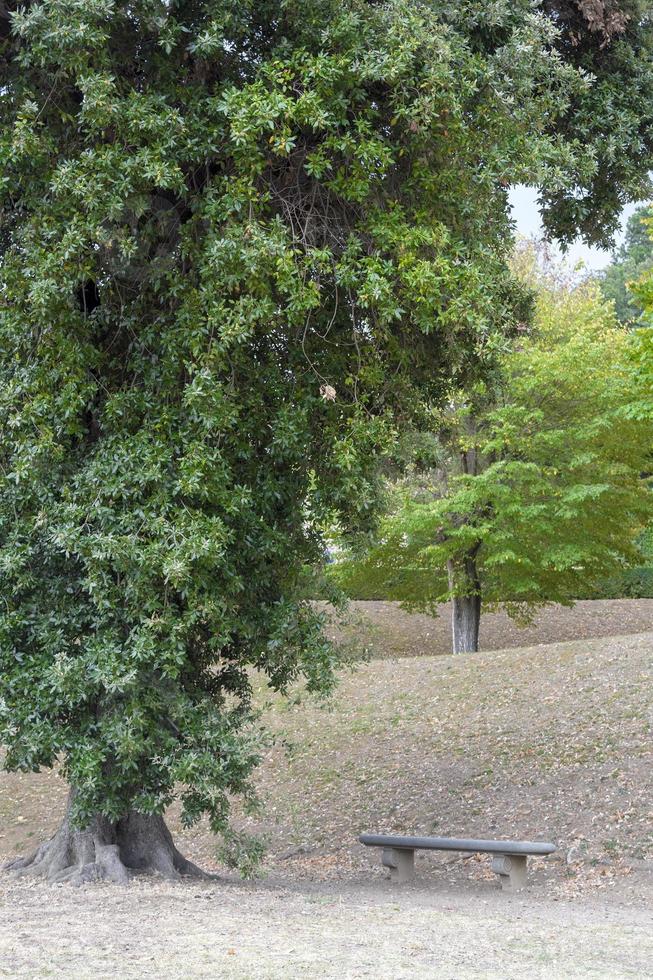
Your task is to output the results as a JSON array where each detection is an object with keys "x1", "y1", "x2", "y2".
[
  {"x1": 491, "y1": 854, "x2": 528, "y2": 891},
  {"x1": 381, "y1": 847, "x2": 415, "y2": 883}
]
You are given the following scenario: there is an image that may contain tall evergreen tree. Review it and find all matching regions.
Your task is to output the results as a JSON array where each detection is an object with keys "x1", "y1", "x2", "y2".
[{"x1": 1, "y1": 1, "x2": 653, "y2": 882}]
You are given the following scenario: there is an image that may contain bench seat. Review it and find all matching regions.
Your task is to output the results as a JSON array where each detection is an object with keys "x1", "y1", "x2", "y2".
[{"x1": 359, "y1": 833, "x2": 556, "y2": 890}]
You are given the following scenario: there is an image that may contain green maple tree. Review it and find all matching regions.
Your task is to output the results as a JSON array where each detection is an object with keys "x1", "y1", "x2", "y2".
[{"x1": 333, "y1": 255, "x2": 652, "y2": 652}]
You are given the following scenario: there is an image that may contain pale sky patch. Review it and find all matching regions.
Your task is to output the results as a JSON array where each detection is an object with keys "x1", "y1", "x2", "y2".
[{"x1": 509, "y1": 185, "x2": 640, "y2": 272}]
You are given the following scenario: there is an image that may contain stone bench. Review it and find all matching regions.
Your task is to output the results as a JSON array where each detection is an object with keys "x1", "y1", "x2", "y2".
[{"x1": 359, "y1": 834, "x2": 556, "y2": 891}]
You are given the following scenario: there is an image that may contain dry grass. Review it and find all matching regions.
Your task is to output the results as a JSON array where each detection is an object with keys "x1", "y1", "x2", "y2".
[
  {"x1": 1, "y1": 603, "x2": 652, "y2": 978},
  {"x1": 2, "y1": 618, "x2": 652, "y2": 895},
  {"x1": 1, "y1": 874, "x2": 652, "y2": 979},
  {"x1": 222, "y1": 630, "x2": 653, "y2": 894}
]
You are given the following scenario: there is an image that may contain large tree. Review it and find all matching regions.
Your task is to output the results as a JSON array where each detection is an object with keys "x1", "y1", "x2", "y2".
[
  {"x1": 1, "y1": 1, "x2": 652, "y2": 883},
  {"x1": 332, "y1": 257, "x2": 652, "y2": 653}
]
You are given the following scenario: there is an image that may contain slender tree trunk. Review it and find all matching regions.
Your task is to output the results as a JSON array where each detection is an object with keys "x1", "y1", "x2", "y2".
[
  {"x1": 447, "y1": 554, "x2": 482, "y2": 654},
  {"x1": 450, "y1": 593, "x2": 481, "y2": 653},
  {"x1": 2, "y1": 789, "x2": 208, "y2": 885}
]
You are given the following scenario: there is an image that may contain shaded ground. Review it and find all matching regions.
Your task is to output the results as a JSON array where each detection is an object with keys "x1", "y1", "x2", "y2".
[
  {"x1": 3, "y1": 631, "x2": 651, "y2": 886},
  {"x1": 228, "y1": 630, "x2": 653, "y2": 899},
  {"x1": 328, "y1": 598, "x2": 653, "y2": 658},
  {"x1": 1, "y1": 607, "x2": 652, "y2": 977}
]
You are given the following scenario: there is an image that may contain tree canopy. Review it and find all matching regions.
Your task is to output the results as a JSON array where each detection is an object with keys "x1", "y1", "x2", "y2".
[
  {"x1": 2, "y1": 0, "x2": 653, "y2": 878},
  {"x1": 539, "y1": 1, "x2": 653, "y2": 246}
]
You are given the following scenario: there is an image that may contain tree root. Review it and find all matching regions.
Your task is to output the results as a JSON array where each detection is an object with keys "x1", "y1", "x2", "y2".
[{"x1": 3, "y1": 793, "x2": 211, "y2": 886}]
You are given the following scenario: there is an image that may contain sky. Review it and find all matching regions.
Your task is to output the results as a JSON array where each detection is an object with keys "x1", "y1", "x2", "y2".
[{"x1": 509, "y1": 185, "x2": 640, "y2": 272}]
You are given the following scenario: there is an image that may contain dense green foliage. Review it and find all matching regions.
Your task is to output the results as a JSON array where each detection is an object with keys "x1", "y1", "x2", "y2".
[
  {"x1": 2, "y1": 1, "x2": 653, "y2": 842},
  {"x1": 332, "y1": 257, "x2": 652, "y2": 626},
  {"x1": 0, "y1": 0, "x2": 565, "y2": 835},
  {"x1": 539, "y1": 1, "x2": 653, "y2": 247},
  {"x1": 600, "y1": 205, "x2": 653, "y2": 324}
]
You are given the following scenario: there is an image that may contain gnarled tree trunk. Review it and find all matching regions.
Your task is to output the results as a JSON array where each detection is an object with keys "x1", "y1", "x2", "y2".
[
  {"x1": 447, "y1": 552, "x2": 482, "y2": 654},
  {"x1": 2, "y1": 790, "x2": 208, "y2": 886}
]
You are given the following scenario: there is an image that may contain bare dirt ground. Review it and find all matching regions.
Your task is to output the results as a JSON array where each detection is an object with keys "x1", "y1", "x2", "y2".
[
  {"x1": 328, "y1": 597, "x2": 653, "y2": 659},
  {"x1": 1, "y1": 601, "x2": 652, "y2": 978},
  {"x1": 1, "y1": 874, "x2": 651, "y2": 979}
]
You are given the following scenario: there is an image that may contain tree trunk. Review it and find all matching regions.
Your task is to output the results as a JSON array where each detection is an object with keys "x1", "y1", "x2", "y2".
[
  {"x1": 450, "y1": 593, "x2": 481, "y2": 653},
  {"x1": 447, "y1": 554, "x2": 482, "y2": 654},
  {"x1": 2, "y1": 790, "x2": 208, "y2": 886}
]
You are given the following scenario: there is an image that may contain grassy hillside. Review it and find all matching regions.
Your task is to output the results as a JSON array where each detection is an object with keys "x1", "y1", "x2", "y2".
[
  {"x1": 235, "y1": 631, "x2": 652, "y2": 888},
  {"x1": 3, "y1": 620, "x2": 650, "y2": 900},
  {"x1": 323, "y1": 597, "x2": 653, "y2": 658}
]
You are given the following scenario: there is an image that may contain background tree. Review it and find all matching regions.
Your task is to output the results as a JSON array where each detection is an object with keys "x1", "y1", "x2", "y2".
[
  {"x1": 600, "y1": 205, "x2": 653, "y2": 323},
  {"x1": 539, "y1": 0, "x2": 653, "y2": 247},
  {"x1": 629, "y1": 209, "x2": 653, "y2": 338},
  {"x1": 618, "y1": 218, "x2": 653, "y2": 590},
  {"x1": 332, "y1": 256, "x2": 652, "y2": 653}
]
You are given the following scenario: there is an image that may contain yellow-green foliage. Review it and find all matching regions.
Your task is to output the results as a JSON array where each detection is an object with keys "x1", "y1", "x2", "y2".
[{"x1": 334, "y1": 256, "x2": 652, "y2": 618}]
